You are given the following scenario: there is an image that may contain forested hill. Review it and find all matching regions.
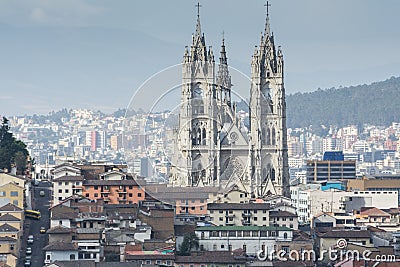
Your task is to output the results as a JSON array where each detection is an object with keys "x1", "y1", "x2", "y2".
[{"x1": 286, "y1": 76, "x2": 400, "y2": 128}]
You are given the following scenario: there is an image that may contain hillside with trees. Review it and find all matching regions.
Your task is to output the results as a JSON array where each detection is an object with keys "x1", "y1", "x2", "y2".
[
  {"x1": 286, "y1": 76, "x2": 400, "y2": 128},
  {"x1": 0, "y1": 117, "x2": 29, "y2": 174}
]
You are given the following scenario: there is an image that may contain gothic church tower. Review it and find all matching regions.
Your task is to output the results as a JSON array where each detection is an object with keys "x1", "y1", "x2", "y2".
[{"x1": 249, "y1": 7, "x2": 290, "y2": 197}]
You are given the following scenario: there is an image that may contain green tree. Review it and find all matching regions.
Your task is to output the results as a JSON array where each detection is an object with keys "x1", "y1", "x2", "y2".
[
  {"x1": 0, "y1": 117, "x2": 29, "y2": 174},
  {"x1": 178, "y1": 232, "x2": 199, "y2": 256}
]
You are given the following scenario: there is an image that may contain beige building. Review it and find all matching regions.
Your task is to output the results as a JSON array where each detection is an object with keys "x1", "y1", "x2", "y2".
[
  {"x1": 0, "y1": 183, "x2": 24, "y2": 209},
  {"x1": 0, "y1": 203, "x2": 23, "y2": 220},
  {"x1": 0, "y1": 173, "x2": 26, "y2": 188}
]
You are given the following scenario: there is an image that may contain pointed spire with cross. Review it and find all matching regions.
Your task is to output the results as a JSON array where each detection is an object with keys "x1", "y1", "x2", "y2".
[
  {"x1": 195, "y1": 2, "x2": 202, "y2": 37},
  {"x1": 264, "y1": 1, "x2": 271, "y2": 37}
]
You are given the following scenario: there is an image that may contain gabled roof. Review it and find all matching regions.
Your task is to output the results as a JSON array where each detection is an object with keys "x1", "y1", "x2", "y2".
[
  {"x1": 0, "y1": 203, "x2": 22, "y2": 212},
  {"x1": 318, "y1": 229, "x2": 371, "y2": 239},
  {"x1": 0, "y1": 213, "x2": 20, "y2": 222},
  {"x1": 46, "y1": 226, "x2": 73, "y2": 234},
  {"x1": 43, "y1": 242, "x2": 78, "y2": 251},
  {"x1": 269, "y1": 211, "x2": 297, "y2": 217},
  {"x1": 0, "y1": 182, "x2": 24, "y2": 190},
  {"x1": 360, "y1": 207, "x2": 391, "y2": 217},
  {"x1": 0, "y1": 223, "x2": 18, "y2": 232}
]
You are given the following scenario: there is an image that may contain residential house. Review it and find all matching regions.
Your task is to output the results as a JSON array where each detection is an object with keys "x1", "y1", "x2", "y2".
[
  {"x1": 53, "y1": 176, "x2": 84, "y2": 205},
  {"x1": 0, "y1": 203, "x2": 23, "y2": 220},
  {"x1": 82, "y1": 180, "x2": 145, "y2": 205},
  {"x1": 0, "y1": 183, "x2": 24, "y2": 209},
  {"x1": 195, "y1": 225, "x2": 293, "y2": 256},
  {"x1": 207, "y1": 203, "x2": 271, "y2": 227}
]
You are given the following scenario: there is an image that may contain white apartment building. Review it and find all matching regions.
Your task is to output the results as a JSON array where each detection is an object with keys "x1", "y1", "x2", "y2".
[
  {"x1": 195, "y1": 225, "x2": 292, "y2": 256},
  {"x1": 53, "y1": 176, "x2": 84, "y2": 205},
  {"x1": 291, "y1": 185, "x2": 398, "y2": 223}
]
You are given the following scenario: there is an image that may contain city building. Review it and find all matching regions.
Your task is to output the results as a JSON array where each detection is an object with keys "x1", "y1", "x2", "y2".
[
  {"x1": 306, "y1": 151, "x2": 356, "y2": 182},
  {"x1": 195, "y1": 225, "x2": 292, "y2": 256}
]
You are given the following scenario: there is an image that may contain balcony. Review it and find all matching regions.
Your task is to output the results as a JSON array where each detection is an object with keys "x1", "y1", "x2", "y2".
[
  {"x1": 242, "y1": 212, "x2": 251, "y2": 217},
  {"x1": 225, "y1": 214, "x2": 235, "y2": 218},
  {"x1": 242, "y1": 220, "x2": 251, "y2": 225}
]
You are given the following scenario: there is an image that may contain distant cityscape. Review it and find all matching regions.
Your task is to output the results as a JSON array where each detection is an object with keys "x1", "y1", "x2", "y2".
[{"x1": 8, "y1": 109, "x2": 400, "y2": 182}]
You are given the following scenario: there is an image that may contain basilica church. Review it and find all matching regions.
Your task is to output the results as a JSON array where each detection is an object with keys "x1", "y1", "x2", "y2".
[{"x1": 169, "y1": 4, "x2": 290, "y2": 198}]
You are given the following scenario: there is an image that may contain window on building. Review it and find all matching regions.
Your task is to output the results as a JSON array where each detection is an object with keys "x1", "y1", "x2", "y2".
[
  {"x1": 94, "y1": 193, "x2": 98, "y2": 197},
  {"x1": 58, "y1": 189, "x2": 62, "y2": 193},
  {"x1": 260, "y1": 231, "x2": 268, "y2": 237},
  {"x1": 243, "y1": 231, "x2": 250, "y2": 237},
  {"x1": 221, "y1": 244, "x2": 225, "y2": 249},
  {"x1": 221, "y1": 231, "x2": 227, "y2": 237},
  {"x1": 252, "y1": 231, "x2": 259, "y2": 237},
  {"x1": 237, "y1": 231, "x2": 242, "y2": 237},
  {"x1": 65, "y1": 182, "x2": 69, "y2": 185},
  {"x1": 58, "y1": 182, "x2": 62, "y2": 186},
  {"x1": 129, "y1": 186, "x2": 133, "y2": 189},
  {"x1": 70, "y1": 254, "x2": 76, "y2": 260},
  {"x1": 85, "y1": 193, "x2": 89, "y2": 197},
  {"x1": 138, "y1": 193, "x2": 142, "y2": 197},
  {"x1": 58, "y1": 197, "x2": 62, "y2": 201},
  {"x1": 65, "y1": 189, "x2": 69, "y2": 193},
  {"x1": 10, "y1": 191, "x2": 18, "y2": 197},
  {"x1": 129, "y1": 193, "x2": 133, "y2": 197},
  {"x1": 13, "y1": 200, "x2": 18, "y2": 206},
  {"x1": 243, "y1": 244, "x2": 247, "y2": 251},
  {"x1": 254, "y1": 217, "x2": 258, "y2": 221},
  {"x1": 94, "y1": 186, "x2": 98, "y2": 190}
]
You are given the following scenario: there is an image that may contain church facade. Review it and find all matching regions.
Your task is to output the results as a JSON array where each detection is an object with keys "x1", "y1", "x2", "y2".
[{"x1": 169, "y1": 5, "x2": 290, "y2": 198}]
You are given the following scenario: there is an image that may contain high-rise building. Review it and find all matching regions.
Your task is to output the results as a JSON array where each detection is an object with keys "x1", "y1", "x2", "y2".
[{"x1": 169, "y1": 4, "x2": 289, "y2": 197}]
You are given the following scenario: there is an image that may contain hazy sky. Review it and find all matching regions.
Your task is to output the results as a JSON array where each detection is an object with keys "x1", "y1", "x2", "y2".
[{"x1": 1, "y1": 0, "x2": 399, "y2": 116}]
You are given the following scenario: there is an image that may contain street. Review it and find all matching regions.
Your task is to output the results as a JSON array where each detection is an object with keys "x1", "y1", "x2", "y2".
[{"x1": 20, "y1": 181, "x2": 52, "y2": 267}]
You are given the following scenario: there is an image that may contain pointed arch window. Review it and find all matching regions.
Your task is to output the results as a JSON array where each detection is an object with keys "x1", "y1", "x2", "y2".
[
  {"x1": 272, "y1": 128, "x2": 276, "y2": 145},
  {"x1": 197, "y1": 128, "x2": 201, "y2": 145},
  {"x1": 262, "y1": 128, "x2": 266, "y2": 145},
  {"x1": 266, "y1": 128, "x2": 271, "y2": 145},
  {"x1": 271, "y1": 168, "x2": 276, "y2": 181},
  {"x1": 202, "y1": 128, "x2": 207, "y2": 145}
]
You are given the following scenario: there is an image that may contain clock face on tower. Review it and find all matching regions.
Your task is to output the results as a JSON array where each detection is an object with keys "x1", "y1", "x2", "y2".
[{"x1": 194, "y1": 86, "x2": 203, "y2": 98}]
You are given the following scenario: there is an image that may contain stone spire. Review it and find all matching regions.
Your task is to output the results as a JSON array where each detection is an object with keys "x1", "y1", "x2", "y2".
[
  {"x1": 195, "y1": 2, "x2": 202, "y2": 37},
  {"x1": 264, "y1": 1, "x2": 271, "y2": 39},
  {"x1": 217, "y1": 35, "x2": 231, "y2": 96},
  {"x1": 190, "y1": 2, "x2": 207, "y2": 62}
]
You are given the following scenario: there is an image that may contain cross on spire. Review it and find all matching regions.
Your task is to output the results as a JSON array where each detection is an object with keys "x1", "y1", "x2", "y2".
[
  {"x1": 264, "y1": 1, "x2": 271, "y2": 37},
  {"x1": 195, "y1": 2, "x2": 202, "y2": 37},
  {"x1": 264, "y1": 1, "x2": 271, "y2": 17},
  {"x1": 196, "y1": 2, "x2": 202, "y2": 18}
]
